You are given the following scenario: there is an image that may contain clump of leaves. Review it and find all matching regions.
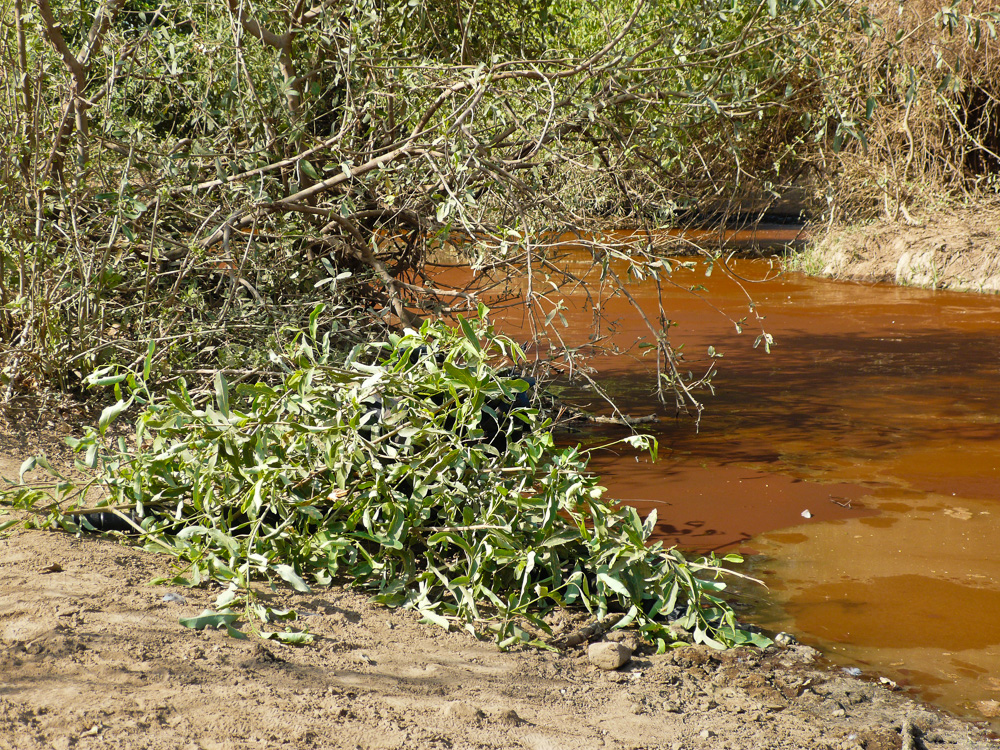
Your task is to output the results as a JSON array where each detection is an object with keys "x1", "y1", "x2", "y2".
[{"x1": 2, "y1": 307, "x2": 766, "y2": 650}]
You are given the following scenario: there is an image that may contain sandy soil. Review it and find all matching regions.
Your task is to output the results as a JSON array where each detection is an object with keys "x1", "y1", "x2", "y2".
[
  {"x1": 798, "y1": 205, "x2": 1000, "y2": 293},
  {"x1": 1, "y1": 440, "x2": 997, "y2": 750}
]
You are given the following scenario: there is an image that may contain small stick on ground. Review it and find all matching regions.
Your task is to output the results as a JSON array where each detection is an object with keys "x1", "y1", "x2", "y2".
[{"x1": 548, "y1": 614, "x2": 624, "y2": 649}]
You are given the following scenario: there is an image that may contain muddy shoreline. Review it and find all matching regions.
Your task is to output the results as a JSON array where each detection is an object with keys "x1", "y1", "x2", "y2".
[{"x1": 2, "y1": 524, "x2": 997, "y2": 750}]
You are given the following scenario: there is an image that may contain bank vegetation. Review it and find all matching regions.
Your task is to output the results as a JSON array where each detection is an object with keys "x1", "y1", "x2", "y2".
[
  {"x1": 1, "y1": 0, "x2": 998, "y2": 646},
  {"x1": 1, "y1": 0, "x2": 996, "y2": 396}
]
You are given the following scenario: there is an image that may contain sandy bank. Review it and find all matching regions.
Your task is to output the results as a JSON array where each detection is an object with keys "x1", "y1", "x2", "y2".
[{"x1": 793, "y1": 206, "x2": 1000, "y2": 294}]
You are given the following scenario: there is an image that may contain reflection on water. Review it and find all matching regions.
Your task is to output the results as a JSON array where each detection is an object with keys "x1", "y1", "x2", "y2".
[{"x1": 483, "y1": 252, "x2": 1000, "y2": 725}]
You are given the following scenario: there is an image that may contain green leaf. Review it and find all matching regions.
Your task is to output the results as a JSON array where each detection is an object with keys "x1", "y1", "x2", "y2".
[
  {"x1": 207, "y1": 529, "x2": 240, "y2": 557},
  {"x1": 179, "y1": 609, "x2": 240, "y2": 630},
  {"x1": 18, "y1": 457, "x2": 36, "y2": 483},
  {"x1": 300, "y1": 159, "x2": 321, "y2": 180},
  {"x1": 642, "y1": 508, "x2": 657, "y2": 539},
  {"x1": 261, "y1": 629, "x2": 315, "y2": 645},
  {"x1": 260, "y1": 607, "x2": 299, "y2": 622},
  {"x1": 89, "y1": 373, "x2": 129, "y2": 387},
  {"x1": 276, "y1": 564, "x2": 312, "y2": 593},
  {"x1": 694, "y1": 626, "x2": 726, "y2": 650},
  {"x1": 166, "y1": 391, "x2": 194, "y2": 415},
  {"x1": 831, "y1": 128, "x2": 843, "y2": 153},
  {"x1": 309, "y1": 303, "x2": 325, "y2": 341},
  {"x1": 457, "y1": 315, "x2": 481, "y2": 353},
  {"x1": 215, "y1": 372, "x2": 230, "y2": 419},
  {"x1": 215, "y1": 586, "x2": 239, "y2": 609},
  {"x1": 226, "y1": 625, "x2": 249, "y2": 639},
  {"x1": 142, "y1": 340, "x2": 155, "y2": 381},
  {"x1": 419, "y1": 608, "x2": 451, "y2": 629},
  {"x1": 597, "y1": 572, "x2": 631, "y2": 598},
  {"x1": 99, "y1": 399, "x2": 129, "y2": 436},
  {"x1": 616, "y1": 605, "x2": 639, "y2": 629},
  {"x1": 444, "y1": 361, "x2": 477, "y2": 388},
  {"x1": 865, "y1": 96, "x2": 876, "y2": 120},
  {"x1": 0, "y1": 518, "x2": 20, "y2": 533}
]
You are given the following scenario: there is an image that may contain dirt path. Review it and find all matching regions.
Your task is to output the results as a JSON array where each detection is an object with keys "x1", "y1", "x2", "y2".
[{"x1": 1, "y1": 447, "x2": 996, "y2": 750}]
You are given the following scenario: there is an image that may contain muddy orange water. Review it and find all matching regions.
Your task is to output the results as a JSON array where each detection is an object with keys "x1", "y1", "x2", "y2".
[{"x1": 444, "y1": 250, "x2": 1000, "y2": 725}]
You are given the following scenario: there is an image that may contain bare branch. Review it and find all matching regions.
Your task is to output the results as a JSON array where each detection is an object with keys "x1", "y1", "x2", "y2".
[{"x1": 34, "y1": 0, "x2": 86, "y2": 85}]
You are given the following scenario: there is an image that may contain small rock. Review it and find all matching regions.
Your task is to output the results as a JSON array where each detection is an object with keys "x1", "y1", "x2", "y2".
[
  {"x1": 782, "y1": 644, "x2": 820, "y2": 663},
  {"x1": 493, "y1": 708, "x2": 524, "y2": 726},
  {"x1": 162, "y1": 592, "x2": 187, "y2": 604},
  {"x1": 976, "y1": 699, "x2": 1000, "y2": 718},
  {"x1": 831, "y1": 708, "x2": 846, "y2": 717},
  {"x1": 588, "y1": 641, "x2": 632, "y2": 670},
  {"x1": 700, "y1": 729, "x2": 715, "y2": 739},
  {"x1": 604, "y1": 630, "x2": 640, "y2": 653},
  {"x1": 441, "y1": 701, "x2": 485, "y2": 723},
  {"x1": 773, "y1": 632, "x2": 797, "y2": 648}
]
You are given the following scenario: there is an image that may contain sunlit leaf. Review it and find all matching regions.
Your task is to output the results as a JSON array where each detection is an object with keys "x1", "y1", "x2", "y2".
[
  {"x1": 180, "y1": 609, "x2": 240, "y2": 630},
  {"x1": 99, "y1": 400, "x2": 129, "y2": 436},
  {"x1": 276, "y1": 564, "x2": 312, "y2": 593},
  {"x1": 261, "y1": 629, "x2": 315, "y2": 645}
]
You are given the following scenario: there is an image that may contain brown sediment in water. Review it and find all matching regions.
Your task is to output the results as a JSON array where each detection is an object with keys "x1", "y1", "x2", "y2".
[
  {"x1": 587, "y1": 451, "x2": 871, "y2": 552},
  {"x1": 749, "y1": 492, "x2": 1000, "y2": 722},
  {"x1": 440, "y1": 246, "x2": 1000, "y2": 725}
]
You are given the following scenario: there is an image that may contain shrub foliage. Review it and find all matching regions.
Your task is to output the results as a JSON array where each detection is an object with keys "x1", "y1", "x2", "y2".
[
  {"x1": 4, "y1": 311, "x2": 766, "y2": 649},
  {"x1": 3, "y1": 0, "x2": 998, "y2": 399}
]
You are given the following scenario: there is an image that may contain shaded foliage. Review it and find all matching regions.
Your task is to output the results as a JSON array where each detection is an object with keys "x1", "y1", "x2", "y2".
[{"x1": 4, "y1": 0, "x2": 996, "y2": 401}]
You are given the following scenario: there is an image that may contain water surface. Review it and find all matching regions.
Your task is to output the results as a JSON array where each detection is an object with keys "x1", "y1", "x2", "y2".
[{"x1": 481, "y1": 251, "x2": 1000, "y2": 724}]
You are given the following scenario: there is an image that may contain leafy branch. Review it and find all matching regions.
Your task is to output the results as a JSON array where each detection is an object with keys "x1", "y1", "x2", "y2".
[{"x1": 2, "y1": 310, "x2": 767, "y2": 650}]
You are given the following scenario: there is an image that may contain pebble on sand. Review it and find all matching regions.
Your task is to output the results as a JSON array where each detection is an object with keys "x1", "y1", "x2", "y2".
[{"x1": 587, "y1": 641, "x2": 632, "y2": 671}]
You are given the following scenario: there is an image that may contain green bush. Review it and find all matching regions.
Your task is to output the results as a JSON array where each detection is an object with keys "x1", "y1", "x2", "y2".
[{"x1": 2, "y1": 308, "x2": 766, "y2": 650}]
